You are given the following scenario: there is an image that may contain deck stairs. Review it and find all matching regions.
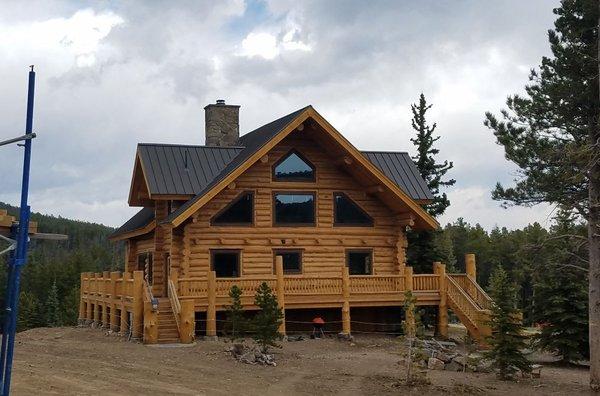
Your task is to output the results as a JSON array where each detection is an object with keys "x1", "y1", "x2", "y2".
[
  {"x1": 156, "y1": 298, "x2": 180, "y2": 344},
  {"x1": 446, "y1": 274, "x2": 493, "y2": 342}
]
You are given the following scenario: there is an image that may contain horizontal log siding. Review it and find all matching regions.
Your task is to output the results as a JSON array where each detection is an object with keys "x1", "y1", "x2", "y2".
[{"x1": 182, "y1": 132, "x2": 406, "y2": 278}]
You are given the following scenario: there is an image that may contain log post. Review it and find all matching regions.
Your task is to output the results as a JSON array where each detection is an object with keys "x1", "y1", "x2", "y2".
[
  {"x1": 143, "y1": 299, "x2": 158, "y2": 344},
  {"x1": 132, "y1": 270, "x2": 144, "y2": 340},
  {"x1": 109, "y1": 271, "x2": 120, "y2": 331},
  {"x1": 119, "y1": 272, "x2": 131, "y2": 336},
  {"x1": 465, "y1": 253, "x2": 476, "y2": 280},
  {"x1": 85, "y1": 272, "x2": 93, "y2": 325},
  {"x1": 404, "y1": 266, "x2": 415, "y2": 336},
  {"x1": 78, "y1": 272, "x2": 87, "y2": 325},
  {"x1": 433, "y1": 262, "x2": 448, "y2": 339},
  {"x1": 275, "y1": 256, "x2": 286, "y2": 336},
  {"x1": 206, "y1": 271, "x2": 217, "y2": 338},
  {"x1": 180, "y1": 300, "x2": 196, "y2": 344},
  {"x1": 341, "y1": 266, "x2": 351, "y2": 335},
  {"x1": 101, "y1": 271, "x2": 110, "y2": 328}
]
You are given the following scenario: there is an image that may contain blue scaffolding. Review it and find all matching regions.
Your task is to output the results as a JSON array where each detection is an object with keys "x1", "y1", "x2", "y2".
[{"x1": 0, "y1": 66, "x2": 37, "y2": 395}]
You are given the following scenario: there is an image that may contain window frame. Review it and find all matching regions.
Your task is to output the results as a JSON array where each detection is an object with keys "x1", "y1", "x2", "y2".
[
  {"x1": 272, "y1": 149, "x2": 316, "y2": 182},
  {"x1": 210, "y1": 249, "x2": 242, "y2": 278},
  {"x1": 272, "y1": 191, "x2": 317, "y2": 227},
  {"x1": 345, "y1": 249, "x2": 374, "y2": 276},
  {"x1": 333, "y1": 192, "x2": 374, "y2": 227},
  {"x1": 210, "y1": 190, "x2": 255, "y2": 226},
  {"x1": 273, "y1": 249, "x2": 304, "y2": 275}
]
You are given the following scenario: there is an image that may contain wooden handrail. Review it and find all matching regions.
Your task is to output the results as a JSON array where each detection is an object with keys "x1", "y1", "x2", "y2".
[
  {"x1": 449, "y1": 274, "x2": 492, "y2": 310},
  {"x1": 168, "y1": 279, "x2": 181, "y2": 333}
]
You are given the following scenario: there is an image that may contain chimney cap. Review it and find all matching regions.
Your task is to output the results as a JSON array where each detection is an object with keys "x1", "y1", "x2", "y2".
[{"x1": 216, "y1": 99, "x2": 226, "y2": 105}]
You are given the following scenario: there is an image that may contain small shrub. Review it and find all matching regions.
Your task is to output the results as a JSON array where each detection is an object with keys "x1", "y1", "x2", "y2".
[
  {"x1": 251, "y1": 282, "x2": 283, "y2": 353},
  {"x1": 224, "y1": 285, "x2": 247, "y2": 341}
]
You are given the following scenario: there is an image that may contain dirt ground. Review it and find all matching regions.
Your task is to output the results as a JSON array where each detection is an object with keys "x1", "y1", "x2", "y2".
[{"x1": 9, "y1": 327, "x2": 591, "y2": 396}]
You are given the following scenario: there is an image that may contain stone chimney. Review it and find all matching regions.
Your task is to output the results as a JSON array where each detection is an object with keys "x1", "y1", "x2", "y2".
[{"x1": 204, "y1": 99, "x2": 240, "y2": 146}]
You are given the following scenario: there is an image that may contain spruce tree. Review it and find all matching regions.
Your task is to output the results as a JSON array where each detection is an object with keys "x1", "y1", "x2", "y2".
[
  {"x1": 410, "y1": 93, "x2": 455, "y2": 217},
  {"x1": 483, "y1": 1, "x2": 599, "y2": 387},
  {"x1": 251, "y1": 282, "x2": 283, "y2": 352},
  {"x1": 406, "y1": 94, "x2": 455, "y2": 273},
  {"x1": 46, "y1": 280, "x2": 61, "y2": 327},
  {"x1": 486, "y1": 266, "x2": 531, "y2": 380},
  {"x1": 532, "y1": 211, "x2": 589, "y2": 363},
  {"x1": 225, "y1": 285, "x2": 246, "y2": 341}
]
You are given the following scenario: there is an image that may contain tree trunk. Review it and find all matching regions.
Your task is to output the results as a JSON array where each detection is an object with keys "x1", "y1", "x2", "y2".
[{"x1": 591, "y1": 6, "x2": 600, "y2": 389}]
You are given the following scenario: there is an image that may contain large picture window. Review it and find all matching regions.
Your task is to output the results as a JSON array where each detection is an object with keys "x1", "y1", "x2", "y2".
[
  {"x1": 273, "y1": 193, "x2": 316, "y2": 225},
  {"x1": 211, "y1": 250, "x2": 241, "y2": 278},
  {"x1": 334, "y1": 193, "x2": 374, "y2": 226},
  {"x1": 274, "y1": 250, "x2": 302, "y2": 274},
  {"x1": 211, "y1": 191, "x2": 254, "y2": 225},
  {"x1": 346, "y1": 250, "x2": 373, "y2": 275},
  {"x1": 273, "y1": 150, "x2": 315, "y2": 182}
]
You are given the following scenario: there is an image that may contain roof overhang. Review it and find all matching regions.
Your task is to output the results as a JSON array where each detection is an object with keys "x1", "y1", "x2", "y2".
[
  {"x1": 165, "y1": 106, "x2": 439, "y2": 230},
  {"x1": 109, "y1": 219, "x2": 156, "y2": 241}
]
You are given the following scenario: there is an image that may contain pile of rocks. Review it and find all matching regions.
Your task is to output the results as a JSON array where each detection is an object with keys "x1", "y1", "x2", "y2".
[
  {"x1": 225, "y1": 343, "x2": 277, "y2": 366},
  {"x1": 416, "y1": 339, "x2": 492, "y2": 373}
]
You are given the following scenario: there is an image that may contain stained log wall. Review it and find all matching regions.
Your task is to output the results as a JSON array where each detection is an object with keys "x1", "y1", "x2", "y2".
[{"x1": 180, "y1": 131, "x2": 407, "y2": 278}]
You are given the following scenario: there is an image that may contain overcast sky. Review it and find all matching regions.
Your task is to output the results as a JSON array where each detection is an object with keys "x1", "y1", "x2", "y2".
[{"x1": 0, "y1": 0, "x2": 559, "y2": 229}]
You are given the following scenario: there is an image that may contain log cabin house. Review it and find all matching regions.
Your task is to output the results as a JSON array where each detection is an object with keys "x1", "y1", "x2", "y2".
[{"x1": 79, "y1": 102, "x2": 492, "y2": 344}]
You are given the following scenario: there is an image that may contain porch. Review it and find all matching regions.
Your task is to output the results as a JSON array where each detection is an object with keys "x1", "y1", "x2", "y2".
[{"x1": 79, "y1": 254, "x2": 492, "y2": 344}]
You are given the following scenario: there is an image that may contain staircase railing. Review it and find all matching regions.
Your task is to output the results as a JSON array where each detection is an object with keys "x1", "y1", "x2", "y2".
[
  {"x1": 168, "y1": 279, "x2": 181, "y2": 334},
  {"x1": 142, "y1": 280, "x2": 158, "y2": 344},
  {"x1": 449, "y1": 274, "x2": 492, "y2": 310},
  {"x1": 446, "y1": 274, "x2": 492, "y2": 342}
]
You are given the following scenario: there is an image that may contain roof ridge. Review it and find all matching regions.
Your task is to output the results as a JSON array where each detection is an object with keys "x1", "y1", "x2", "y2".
[
  {"x1": 138, "y1": 143, "x2": 245, "y2": 149},
  {"x1": 361, "y1": 150, "x2": 410, "y2": 154}
]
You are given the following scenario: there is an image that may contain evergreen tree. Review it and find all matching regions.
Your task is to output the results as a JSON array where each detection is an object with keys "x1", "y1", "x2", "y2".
[
  {"x1": 46, "y1": 280, "x2": 61, "y2": 327},
  {"x1": 410, "y1": 93, "x2": 456, "y2": 217},
  {"x1": 532, "y1": 211, "x2": 589, "y2": 363},
  {"x1": 483, "y1": 1, "x2": 599, "y2": 386},
  {"x1": 17, "y1": 291, "x2": 43, "y2": 331},
  {"x1": 224, "y1": 285, "x2": 246, "y2": 341},
  {"x1": 407, "y1": 94, "x2": 455, "y2": 273},
  {"x1": 486, "y1": 266, "x2": 531, "y2": 380},
  {"x1": 251, "y1": 282, "x2": 283, "y2": 352}
]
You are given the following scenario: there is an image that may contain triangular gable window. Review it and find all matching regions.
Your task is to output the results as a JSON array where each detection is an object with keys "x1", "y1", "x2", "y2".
[
  {"x1": 273, "y1": 150, "x2": 315, "y2": 182},
  {"x1": 211, "y1": 192, "x2": 254, "y2": 225},
  {"x1": 334, "y1": 193, "x2": 374, "y2": 226}
]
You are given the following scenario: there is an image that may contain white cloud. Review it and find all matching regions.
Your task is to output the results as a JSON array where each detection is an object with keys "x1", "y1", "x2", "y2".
[{"x1": 240, "y1": 32, "x2": 279, "y2": 59}]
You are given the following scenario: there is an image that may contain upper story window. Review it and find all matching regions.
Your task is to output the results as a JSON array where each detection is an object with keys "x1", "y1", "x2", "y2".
[
  {"x1": 274, "y1": 250, "x2": 303, "y2": 274},
  {"x1": 211, "y1": 191, "x2": 254, "y2": 225},
  {"x1": 273, "y1": 150, "x2": 315, "y2": 182},
  {"x1": 273, "y1": 192, "x2": 315, "y2": 225},
  {"x1": 334, "y1": 193, "x2": 374, "y2": 226}
]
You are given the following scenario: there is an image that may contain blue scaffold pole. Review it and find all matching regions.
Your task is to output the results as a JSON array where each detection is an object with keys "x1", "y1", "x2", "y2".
[{"x1": 0, "y1": 66, "x2": 36, "y2": 395}]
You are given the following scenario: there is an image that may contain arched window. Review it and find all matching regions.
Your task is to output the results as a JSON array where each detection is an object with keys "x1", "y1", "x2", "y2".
[
  {"x1": 211, "y1": 191, "x2": 254, "y2": 225},
  {"x1": 273, "y1": 150, "x2": 315, "y2": 182},
  {"x1": 334, "y1": 193, "x2": 374, "y2": 226}
]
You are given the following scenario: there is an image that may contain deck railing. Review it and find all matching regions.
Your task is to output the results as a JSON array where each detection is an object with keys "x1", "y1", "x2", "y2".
[{"x1": 449, "y1": 274, "x2": 492, "y2": 310}]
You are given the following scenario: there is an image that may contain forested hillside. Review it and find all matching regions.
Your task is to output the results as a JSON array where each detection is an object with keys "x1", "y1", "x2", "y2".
[{"x1": 0, "y1": 202, "x2": 122, "y2": 330}]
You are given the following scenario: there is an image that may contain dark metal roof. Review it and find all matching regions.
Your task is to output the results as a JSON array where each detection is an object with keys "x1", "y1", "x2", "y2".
[
  {"x1": 138, "y1": 144, "x2": 243, "y2": 195},
  {"x1": 362, "y1": 151, "x2": 434, "y2": 201},
  {"x1": 110, "y1": 207, "x2": 154, "y2": 239},
  {"x1": 123, "y1": 105, "x2": 433, "y2": 228}
]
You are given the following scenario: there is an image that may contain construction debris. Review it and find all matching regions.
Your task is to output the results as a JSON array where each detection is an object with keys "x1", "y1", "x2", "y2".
[{"x1": 225, "y1": 343, "x2": 276, "y2": 366}]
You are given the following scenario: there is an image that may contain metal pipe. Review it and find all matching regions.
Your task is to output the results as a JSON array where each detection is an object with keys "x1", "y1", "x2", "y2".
[{"x1": 0, "y1": 133, "x2": 36, "y2": 148}]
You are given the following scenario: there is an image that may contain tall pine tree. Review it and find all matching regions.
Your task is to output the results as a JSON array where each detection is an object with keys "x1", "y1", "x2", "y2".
[
  {"x1": 486, "y1": 266, "x2": 531, "y2": 380},
  {"x1": 483, "y1": 1, "x2": 599, "y2": 387},
  {"x1": 532, "y1": 211, "x2": 589, "y2": 363},
  {"x1": 407, "y1": 94, "x2": 455, "y2": 272}
]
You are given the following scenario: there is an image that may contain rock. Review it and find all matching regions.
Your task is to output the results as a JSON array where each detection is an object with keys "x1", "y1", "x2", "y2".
[
  {"x1": 476, "y1": 359, "x2": 494, "y2": 373},
  {"x1": 239, "y1": 351, "x2": 256, "y2": 364},
  {"x1": 445, "y1": 360, "x2": 464, "y2": 372},
  {"x1": 452, "y1": 355, "x2": 467, "y2": 367},
  {"x1": 231, "y1": 343, "x2": 245, "y2": 357},
  {"x1": 337, "y1": 332, "x2": 354, "y2": 342},
  {"x1": 428, "y1": 357, "x2": 445, "y2": 370}
]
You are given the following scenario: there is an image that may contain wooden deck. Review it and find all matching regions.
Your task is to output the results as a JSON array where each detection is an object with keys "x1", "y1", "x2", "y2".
[{"x1": 79, "y1": 258, "x2": 493, "y2": 345}]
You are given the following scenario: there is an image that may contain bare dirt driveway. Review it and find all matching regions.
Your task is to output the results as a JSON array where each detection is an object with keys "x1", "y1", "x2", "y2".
[{"x1": 9, "y1": 327, "x2": 591, "y2": 395}]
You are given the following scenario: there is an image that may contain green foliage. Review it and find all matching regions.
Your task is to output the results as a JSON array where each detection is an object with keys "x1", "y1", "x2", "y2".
[
  {"x1": 407, "y1": 94, "x2": 456, "y2": 273},
  {"x1": 410, "y1": 93, "x2": 455, "y2": 217},
  {"x1": 224, "y1": 285, "x2": 247, "y2": 341},
  {"x1": 532, "y1": 211, "x2": 589, "y2": 363},
  {"x1": 402, "y1": 290, "x2": 423, "y2": 338},
  {"x1": 1, "y1": 201, "x2": 121, "y2": 332},
  {"x1": 251, "y1": 282, "x2": 283, "y2": 352},
  {"x1": 486, "y1": 266, "x2": 531, "y2": 380},
  {"x1": 46, "y1": 280, "x2": 61, "y2": 327},
  {"x1": 484, "y1": 0, "x2": 598, "y2": 218}
]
